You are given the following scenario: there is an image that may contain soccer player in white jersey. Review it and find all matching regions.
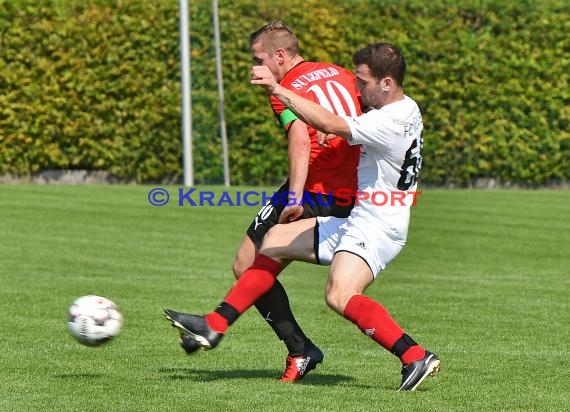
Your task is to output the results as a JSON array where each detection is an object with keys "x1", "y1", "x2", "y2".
[{"x1": 165, "y1": 43, "x2": 440, "y2": 391}]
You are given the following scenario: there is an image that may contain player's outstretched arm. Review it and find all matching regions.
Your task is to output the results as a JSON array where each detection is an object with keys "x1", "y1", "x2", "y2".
[{"x1": 251, "y1": 65, "x2": 352, "y2": 141}]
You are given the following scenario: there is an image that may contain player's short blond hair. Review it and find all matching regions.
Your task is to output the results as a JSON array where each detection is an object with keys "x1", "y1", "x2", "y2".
[{"x1": 249, "y1": 21, "x2": 300, "y2": 57}]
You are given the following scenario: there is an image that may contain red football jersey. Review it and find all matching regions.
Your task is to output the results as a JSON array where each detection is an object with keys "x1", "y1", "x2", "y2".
[{"x1": 270, "y1": 61, "x2": 361, "y2": 196}]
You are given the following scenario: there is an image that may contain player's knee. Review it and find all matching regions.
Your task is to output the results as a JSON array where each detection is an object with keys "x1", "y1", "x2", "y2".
[
  {"x1": 325, "y1": 282, "x2": 362, "y2": 315},
  {"x1": 232, "y1": 256, "x2": 246, "y2": 279},
  {"x1": 324, "y1": 286, "x2": 347, "y2": 315}
]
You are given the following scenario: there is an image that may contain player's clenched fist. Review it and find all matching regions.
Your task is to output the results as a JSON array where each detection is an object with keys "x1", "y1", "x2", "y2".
[{"x1": 250, "y1": 65, "x2": 279, "y2": 93}]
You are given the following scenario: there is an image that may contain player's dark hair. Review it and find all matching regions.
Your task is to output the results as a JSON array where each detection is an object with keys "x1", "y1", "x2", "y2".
[
  {"x1": 353, "y1": 43, "x2": 406, "y2": 87},
  {"x1": 249, "y1": 21, "x2": 300, "y2": 56}
]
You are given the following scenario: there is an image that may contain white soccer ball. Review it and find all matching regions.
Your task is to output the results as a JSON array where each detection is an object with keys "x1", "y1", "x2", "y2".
[{"x1": 68, "y1": 295, "x2": 123, "y2": 347}]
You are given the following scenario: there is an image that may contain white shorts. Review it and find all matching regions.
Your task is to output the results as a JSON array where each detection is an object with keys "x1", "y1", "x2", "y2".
[{"x1": 315, "y1": 215, "x2": 405, "y2": 278}]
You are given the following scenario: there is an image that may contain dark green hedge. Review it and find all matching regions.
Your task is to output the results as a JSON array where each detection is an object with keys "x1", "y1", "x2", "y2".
[{"x1": 1, "y1": 0, "x2": 568, "y2": 185}]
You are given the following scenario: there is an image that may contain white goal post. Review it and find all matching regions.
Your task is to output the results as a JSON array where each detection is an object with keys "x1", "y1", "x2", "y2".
[{"x1": 179, "y1": 0, "x2": 230, "y2": 187}]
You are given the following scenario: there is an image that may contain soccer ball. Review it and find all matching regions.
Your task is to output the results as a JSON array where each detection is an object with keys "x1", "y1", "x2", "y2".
[{"x1": 67, "y1": 295, "x2": 123, "y2": 347}]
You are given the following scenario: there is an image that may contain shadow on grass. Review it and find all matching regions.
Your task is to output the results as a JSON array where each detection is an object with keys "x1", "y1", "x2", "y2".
[{"x1": 158, "y1": 367, "x2": 362, "y2": 387}]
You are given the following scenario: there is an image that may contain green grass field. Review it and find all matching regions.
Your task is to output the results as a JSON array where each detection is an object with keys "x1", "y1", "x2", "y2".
[{"x1": 1, "y1": 185, "x2": 568, "y2": 411}]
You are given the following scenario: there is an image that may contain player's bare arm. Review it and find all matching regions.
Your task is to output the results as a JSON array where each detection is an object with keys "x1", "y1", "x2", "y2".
[
  {"x1": 281, "y1": 120, "x2": 309, "y2": 223},
  {"x1": 251, "y1": 65, "x2": 352, "y2": 141}
]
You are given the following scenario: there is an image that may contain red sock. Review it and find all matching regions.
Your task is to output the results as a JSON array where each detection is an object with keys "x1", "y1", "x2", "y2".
[
  {"x1": 400, "y1": 345, "x2": 426, "y2": 365},
  {"x1": 204, "y1": 312, "x2": 228, "y2": 334},
  {"x1": 343, "y1": 295, "x2": 425, "y2": 364},
  {"x1": 205, "y1": 254, "x2": 282, "y2": 333}
]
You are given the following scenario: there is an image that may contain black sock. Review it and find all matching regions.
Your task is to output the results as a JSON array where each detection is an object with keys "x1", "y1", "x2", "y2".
[
  {"x1": 390, "y1": 333, "x2": 418, "y2": 358},
  {"x1": 254, "y1": 280, "x2": 309, "y2": 356}
]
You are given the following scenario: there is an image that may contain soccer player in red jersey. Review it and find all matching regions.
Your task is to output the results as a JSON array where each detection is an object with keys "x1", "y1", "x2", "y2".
[{"x1": 176, "y1": 22, "x2": 362, "y2": 381}]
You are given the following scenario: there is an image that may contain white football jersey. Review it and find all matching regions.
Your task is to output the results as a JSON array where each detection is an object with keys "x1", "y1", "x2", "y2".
[{"x1": 342, "y1": 95, "x2": 423, "y2": 243}]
